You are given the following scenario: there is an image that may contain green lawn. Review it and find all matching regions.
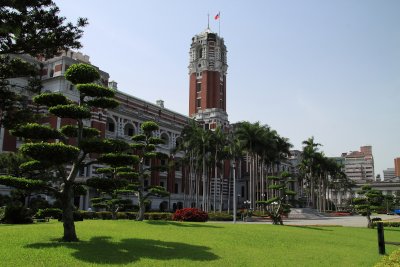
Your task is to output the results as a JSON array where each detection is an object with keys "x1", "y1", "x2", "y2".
[{"x1": 1, "y1": 220, "x2": 399, "y2": 266}]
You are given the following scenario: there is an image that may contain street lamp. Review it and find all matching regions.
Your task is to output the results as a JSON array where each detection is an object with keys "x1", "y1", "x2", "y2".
[
  {"x1": 244, "y1": 200, "x2": 251, "y2": 221},
  {"x1": 232, "y1": 162, "x2": 237, "y2": 223}
]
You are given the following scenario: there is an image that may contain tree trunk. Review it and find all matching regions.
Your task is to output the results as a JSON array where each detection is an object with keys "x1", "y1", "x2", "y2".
[
  {"x1": 136, "y1": 190, "x2": 145, "y2": 221},
  {"x1": 61, "y1": 183, "x2": 78, "y2": 242},
  {"x1": 367, "y1": 212, "x2": 372, "y2": 228}
]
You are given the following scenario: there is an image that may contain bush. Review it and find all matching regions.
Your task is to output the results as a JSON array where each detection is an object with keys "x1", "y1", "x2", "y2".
[
  {"x1": 29, "y1": 197, "x2": 51, "y2": 213},
  {"x1": 73, "y1": 211, "x2": 84, "y2": 221},
  {"x1": 3, "y1": 205, "x2": 33, "y2": 224},
  {"x1": 62, "y1": 211, "x2": 172, "y2": 220},
  {"x1": 172, "y1": 208, "x2": 208, "y2": 222},
  {"x1": 0, "y1": 194, "x2": 12, "y2": 206},
  {"x1": 117, "y1": 212, "x2": 128, "y2": 220},
  {"x1": 373, "y1": 221, "x2": 400, "y2": 227},
  {"x1": 35, "y1": 208, "x2": 62, "y2": 219},
  {"x1": 208, "y1": 212, "x2": 233, "y2": 221},
  {"x1": 147, "y1": 212, "x2": 172, "y2": 220},
  {"x1": 375, "y1": 248, "x2": 400, "y2": 267},
  {"x1": 80, "y1": 211, "x2": 97, "y2": 219},
  {"x1": 97, "y1": 211, "x2": 112, "y2": 220}
]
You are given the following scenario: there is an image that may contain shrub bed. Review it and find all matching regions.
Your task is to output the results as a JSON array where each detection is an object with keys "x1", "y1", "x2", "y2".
[
  {"x1": 372, "y1": 221, "x2": 400, "y2": 227},
  {"x1": 35, "y1": 208, "x2": 62, "y2": 219},
  {"x1": 3, "y1": 205, "x2": 33, "y2": 224},
  {"x1": 208, "y1": 212, "x2": 233, "y2": 221},
  {"x1": 78, "y1": 211, "x2": 172, "y2": 220},
  {"x1": 172, "y1": 208, "x2": 208, "y2": 222}
]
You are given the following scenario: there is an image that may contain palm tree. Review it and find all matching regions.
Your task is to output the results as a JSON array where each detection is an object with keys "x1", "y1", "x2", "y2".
[
  {"x1": 209, "y1": 126, "x2": 228, "y2": 212},
  {"x1": 174, "y1": 120, "x2": 213, "y2": 211},
  {"x1": 301, "y1": 137, "x2": 321, "y2": 208},
  {"x1": 225, "y1": 133, "x2": 243, "y2": 215},
  {"x1": 235, "y1": 121, "x2": 265, "y2": 209}
]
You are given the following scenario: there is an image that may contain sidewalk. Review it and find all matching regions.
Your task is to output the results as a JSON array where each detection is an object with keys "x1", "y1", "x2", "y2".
[{"x1": 232, "y1": 214, "x2": 400, "y2": 227}]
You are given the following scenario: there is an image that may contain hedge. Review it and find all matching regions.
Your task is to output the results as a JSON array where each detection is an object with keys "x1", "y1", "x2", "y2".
[
  {"x1": 372, "y1": 221, "x2": 400, "y2": 227},
  {"x1": 78, "y1": 211, "x2": 172, "y2": 220},
  {"x1": 208, "y1": 212, "x2": 234, "y2": 221}
]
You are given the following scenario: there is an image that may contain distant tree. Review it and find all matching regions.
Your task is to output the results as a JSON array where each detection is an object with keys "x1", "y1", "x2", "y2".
[
  {"x1": 353, "y1": 185, "x2": 384, "y2": 228},
  {"x1": 0, "y1": 0, "x2": 87, "y2": 57},
  {"x1": 130, "y1": 121, "x2": 170, "y2": 221},
  {"x1": 257, "y1": 171, "x2": 296, "y2": 225},
  {"x1": 0, "y1": 0, "x2": 87, "y2": 132},
  {"x1": 0, "y1": 63, "x2": 119, "y2": 241}
]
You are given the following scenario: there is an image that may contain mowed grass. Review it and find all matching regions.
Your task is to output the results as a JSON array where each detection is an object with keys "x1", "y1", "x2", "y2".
[{"x1": 1, "y1": 220, "x2": 400, "y2": 266}]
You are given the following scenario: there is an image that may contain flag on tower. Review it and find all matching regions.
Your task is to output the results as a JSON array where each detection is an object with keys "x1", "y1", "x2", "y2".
[{"x1": 214, "y1": 12, "x2": 220, "y2": 20}]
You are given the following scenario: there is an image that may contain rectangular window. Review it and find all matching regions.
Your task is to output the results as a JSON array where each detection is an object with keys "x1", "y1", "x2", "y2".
[
  {"x1": 108, "y1": 122, "x2": 115, "y2": 132},
  {"x1": 174, "y1": 183, "x2": 179, "y2": 194},
  {"x1": 196, "y1": 99, "x2": 201, "y2": 108},
  {"x1": 196, "y1": 83, "x2": 201, "y2": 92}
]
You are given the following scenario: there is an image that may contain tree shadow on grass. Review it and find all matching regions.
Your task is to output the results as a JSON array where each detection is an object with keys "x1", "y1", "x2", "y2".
[
  {"x1": 26, "y1": 236, "x2": 219, "y2": 265},
  {"x1": 145, "y1": 220, "x2": 222, "y2": 228}
]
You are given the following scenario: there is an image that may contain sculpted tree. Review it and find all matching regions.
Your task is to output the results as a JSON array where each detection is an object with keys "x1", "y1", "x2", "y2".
[
  {"x1": 0, "y1": 63, "x2": 119, "y2": 241},
  {"x1": 353, "y1": 185, "x2": 384, "y2": 228},
  {"x1": 86, "y1": 140, "x2": 139, "y2": 219},
  {"x1": 130, "y1": 121, "x2": 170, "y2": 221},
  {"x1": 257, "y1": 171, "x2": 296, "y2": 225}
]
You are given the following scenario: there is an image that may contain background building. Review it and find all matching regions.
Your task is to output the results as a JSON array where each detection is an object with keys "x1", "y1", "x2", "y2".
[
  {"x1": 395, "y1": 157, "x2": 400, "y2": 178},
  {"x1": 342, "y1": 145, "x2": 375, "y2": 183},
  {"x1": 383, "y1": 168, "x2": 396, "y2": 181}
]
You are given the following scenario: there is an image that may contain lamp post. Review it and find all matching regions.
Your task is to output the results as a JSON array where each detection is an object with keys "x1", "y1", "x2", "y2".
[
  {"x1": 244, "y1": 200, "x2": 251, "y2": 221},
  {"x1": 232, "y1": 162, "x2": 237, "y2": 223},
  {"x1": 261, "y1": 193, "x2": 265, "y2": 214}
]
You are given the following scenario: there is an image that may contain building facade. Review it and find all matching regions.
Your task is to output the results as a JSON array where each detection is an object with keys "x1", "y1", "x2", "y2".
[
  {"x1": 0, "y1": 51, "x2": 191, "y2": 211},
  {"x1": 383, "y1": 168, "x2": 396, "y2": 181},
  {"x1": 342, "y1": 146, "x2": 375, "y2": 182}
]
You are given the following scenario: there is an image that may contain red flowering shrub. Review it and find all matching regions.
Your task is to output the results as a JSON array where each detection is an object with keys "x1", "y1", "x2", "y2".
[{"x1": 172, "y1": 208, "x2": 208, "y2": 222}]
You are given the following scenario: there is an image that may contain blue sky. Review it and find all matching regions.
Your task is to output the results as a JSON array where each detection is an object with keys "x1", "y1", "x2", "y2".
[{"x1": 55, "y1": 0, "x2": 400, "y2": 177}]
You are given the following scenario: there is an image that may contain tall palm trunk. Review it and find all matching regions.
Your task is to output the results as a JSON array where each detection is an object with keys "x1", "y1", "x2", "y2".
[
  {"x1": 201, "y1": 144, "x2": 206, "y2": 211},
  {"x1": 213, "y1": 153, "x2": 217, "y2": 213}
]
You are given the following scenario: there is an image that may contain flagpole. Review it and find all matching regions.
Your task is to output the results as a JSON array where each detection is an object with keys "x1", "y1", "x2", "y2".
[{"x1": 219, "y1": 11, "x2": 221, "y2": 36}]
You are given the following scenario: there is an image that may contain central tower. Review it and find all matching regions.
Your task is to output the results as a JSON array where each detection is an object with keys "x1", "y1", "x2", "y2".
[{"x1": 188, "y1": 27, "x2": 229, "y2": 129}]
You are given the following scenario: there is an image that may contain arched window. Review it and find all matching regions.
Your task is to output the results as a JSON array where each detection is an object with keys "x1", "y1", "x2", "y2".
[
  {"x1": 124, "y1": 123, "x2": 135, "y2": 136},
  {"x1": 198, "y1": 47, "x2": 203, "y2": 59},
  {"x1": 160, "y1": 132, "x2": 170, "y2": 147}
]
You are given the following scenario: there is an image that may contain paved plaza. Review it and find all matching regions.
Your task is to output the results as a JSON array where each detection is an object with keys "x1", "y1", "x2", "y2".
[
  {"x1": 282, "y1": 214, "x2": 399, "y2": 227},
  {"x1": 233, "y1": 214, "x2": 400, "y2": 227}
]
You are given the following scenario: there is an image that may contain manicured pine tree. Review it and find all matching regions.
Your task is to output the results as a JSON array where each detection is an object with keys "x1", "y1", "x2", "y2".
[
  {"x1": 353, "y1": 185, "x2": 384, "y2": 228},
  {"x1": 130, "y1": 121, "x2": 170, "y2": 221},
  {"x1": 257, "y1": 171, "x2": 296, "y2": 225},
  {"x1": 0, "y1": 63, "x2": 120, "y2": 241},
  {"x1": 86, "y1": 140, "x2": 139, "y2": 219}
]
